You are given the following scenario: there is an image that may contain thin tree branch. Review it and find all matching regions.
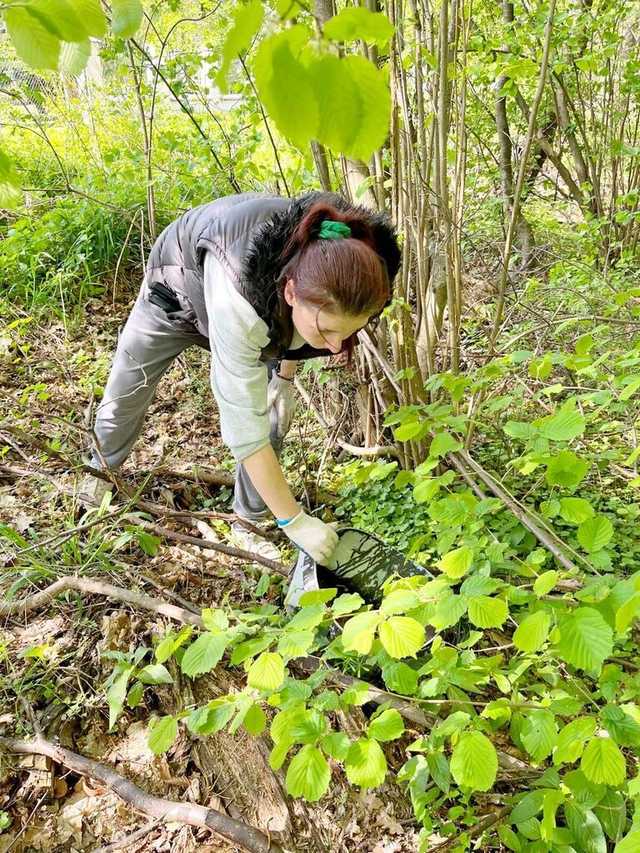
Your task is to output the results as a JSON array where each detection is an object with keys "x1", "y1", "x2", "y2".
[
  {"x1": 0, "y1": 575, "x2": 205, "y2": 624},
  {"x1": 489, "y1": 0, "x2": 558, "y2": 348},
  {"x1": 0, "y1": 736, "x2": 282, "y2": 853}
]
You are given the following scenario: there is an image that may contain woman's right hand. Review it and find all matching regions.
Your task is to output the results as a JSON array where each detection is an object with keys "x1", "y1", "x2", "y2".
[{"x1": 280, "y1": 511, "x2": 339, "y2": 566}]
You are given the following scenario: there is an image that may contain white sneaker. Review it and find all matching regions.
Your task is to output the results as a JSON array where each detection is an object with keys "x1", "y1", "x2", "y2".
[
  {"x1": 230, "y1": 521, "x2": 281, "y2": 562},
  {"x1": 284, "y1": 550, "x2": 320, "y2": 609}
]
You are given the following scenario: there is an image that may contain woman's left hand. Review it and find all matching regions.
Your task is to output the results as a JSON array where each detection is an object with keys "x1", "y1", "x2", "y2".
[{"x1": 267, "y1": 373, "x2": 297, "y2": 439}]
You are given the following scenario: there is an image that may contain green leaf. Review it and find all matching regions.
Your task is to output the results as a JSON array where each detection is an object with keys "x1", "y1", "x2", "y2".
[
  {"x1": 431, "y1": 593, "x2": 468, "y2": 630},
  {"x1": 429, "y1": 432, "x2": 462, "y2": 458},
  {"x1": 521, "y1": 710, "x2": 558, "y2": 762},
  {"x1": 340, "y1": 55, "x2": 390, "y2": 161},
  {"x1": 554, "y1": 717, "x2": 596, "y2": 765},
  {"x1": 575, "y1": 333, "x2": 594, "y2": 356},
  {"x1": 321, "y1": 732, "x2": 351, "y2": 761},
  {"x1": 460, "y1": 576, "x2": 500, "y2": 597},
  {"x1": 332, "y1": 593, "x2": 365, "y2": 616},
  {"x1": 450, "y1": 731, "x2": 498, "y2": 791},
  {"x1": 307, "y1": 53, "x2": 364, "y2": 160},
  {"x1": 106, "y1": 664, "x2": 134, "y2": 730},
  {"x1": 111, "y1": 0, "x2": 143, "y2": 38},
  {"x1": 4, "y1": 7, "x2": 60, "y2": 70},
  {"x1": 614, "y1": 830, "x2": 640, "y2": 852},
  {"x1": 427, "y1": 751, "x2": 451, "y2": 794},
  {"x1": 271, "y1": 707, "x2": 304, "y2": 743},
  {"x1": 545, "y1": 451, "x2": 590, "y2": 488},
  {"x1": 541, "y1": 789, "x2": 564, "y2": 842},
  {"x1": 340, "y1": 681, "x2": 370, "y2": 707},
  {"x1": 201, "y1": 609, "x2": 229, "y2": 632},
  {"x1": 59, "y1": 39, "x2": 91, "y2": 75},
  {"x1": 254, "y1": 31, "x2": 318, "y2": 151},
  {"x1": 564, "y1": 768, "x2": 606, "y2": 809},
  {"x1": 187, "y1": 700, "x2": 235, "y2": 735},
  {"x1": 277, "y1": 630, "x2": 316, "y2": 658},
  {"x1": 323, "y1": 7, "x2": 394, "y2": 48},
  {"x1": 536, "y1": 403, "x2": 586, "y2": 442},
  {"x1": 0, "y1": 148, "x2": 21, "y2": 209},
  {"x1": 73, "y1": 0, "x2": 108, "y2": 37},
  {"x1": 467, "y1": 596, "x2": 508, "y2": 629},
  {"x1": 600, "y1": 705, "x2": 640, "y2": 747},
  {"x1": 619, "y1": 375, "x2": 640, "y2": 401},
  {"x1": 565, "y1": 804, "x2": 607, "y2": 853},
  {"x1": 540, "y1": 498, "x2": 560, "y2": 518},
  {"x1": 247, "y1": 652, "x2": 286, "y2": 692},
  {"x1": 243, "y1": 703, "x2": 267, "y2": 736},
  {"x1": 577, "y1": 516, "x2": 614, "y2": 552},
  {"x1": 22, "y1": 0, "x2": 88, "y2": 41},
  {"x1": 382, "y1": 662, "x2": 418, "y2": 695},
  {"x1": 137, "y1": 663, "x2": 173, "y2": 685},
  {"x1": 594, "y1": 789, "x2": 626, "y2": 841},
  {"x1": 504, "y1": 421, "x2": 537, "y2": 440},
  {"x1": 341, "y1": 611, "x2": 380, "y2": 655},
  {"x1": 379, "y1": 616, "x2": 425, "y2": 658},
  {"x1": 180, "y1": 632, "x2": 227, "y2": 678},
  {"x1": 438, "y1": 545, "x2": 474, "y2": 579},
  {"x1": 285, "y1": 745, "x2": 330, "y2": 801},
  {"x1": 529, "y1": 353, "x2": 553, "y2": 379},
  {"x1": 215, "y1": 0, "x2": 263, "y2": 93},
  {"x1": 230, "y1": 635, "x2": 272, "y2": 665},
  {"x1": 394, "y1": 420, "x2": 423, "y2": 441},
  {"x1": 513, "y1": 611, "x2": 551, "y2": 653},
  {"x1": 499, "y1": 825, "x2": 523, "y2": 850},
  {"x1": 126, "y1": 681, "x2": 144, "y2": 708},
  {"x1": 559, "y1": 497, "x2": 595, "y2": 525},
  {"x1": 299, "y1": 588, "x2": 337, "y2": 606},
  {"x1": 380, "y1": 589, "x2": 420, "y2": 615},
  {"x1": 367, "y1": 709, "x2": 405, "y2": 742},
  {"x1": 510, "y1": 789, "x2": 546, "y2": 824},
  {"x1": 148, "y1": 715, "x2": 178, "y2": 755},
  {"x1": 533, "y1": 570, "x2": 558, "y2": 597},
  {"x1": 556, "y1": 608, "x2": 613, "y2": 674},
  {"x1": 413, "y1": 478, "x2": 442, "y2": 503},
  {"x1": 345, "y1": 738, "x2": 387, "y2": 788},
  {"x1": 615, "y1": 593, "x2": 640, "y2": 632},
  {"x1": 581, "y1": 737, "x2": 627, "y2": 786},
  {"x1": 289, "y1": 709, "x2": 328, "y2": 744},
  {"x1": 154, "y1": 626, "x2": 192, "y2": 664}
]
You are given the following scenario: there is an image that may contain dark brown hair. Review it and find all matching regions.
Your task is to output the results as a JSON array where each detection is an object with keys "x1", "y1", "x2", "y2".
[{"x1": 278, "y1": 201, "x2": 392, "y2": 318}]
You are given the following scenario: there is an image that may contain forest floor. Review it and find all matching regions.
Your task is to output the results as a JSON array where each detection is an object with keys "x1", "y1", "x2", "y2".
[{"x1": 0, "y1": 293, "x2": 422, "y2": 852}]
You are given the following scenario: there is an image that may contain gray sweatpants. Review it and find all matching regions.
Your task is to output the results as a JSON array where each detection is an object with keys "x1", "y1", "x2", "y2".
[{"x1": 92, "y1": 280, "x2": 283, "y2": 521}]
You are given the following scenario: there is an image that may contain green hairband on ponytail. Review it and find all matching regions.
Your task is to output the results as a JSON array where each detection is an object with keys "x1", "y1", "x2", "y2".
[{"x1": 318, "y1": 219, "x2": 351, "y2": 240}]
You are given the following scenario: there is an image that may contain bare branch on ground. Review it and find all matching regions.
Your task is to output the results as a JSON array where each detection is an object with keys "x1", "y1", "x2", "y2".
[{"x1": 0, "y1": 736, "x2": 283, "y2": 853}]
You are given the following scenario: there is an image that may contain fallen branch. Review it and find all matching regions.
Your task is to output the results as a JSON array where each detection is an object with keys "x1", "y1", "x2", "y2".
[
  {"x1": 0, "y1": 575, "x2": 205, "y2": 626},
  {"x1": 128, "y1": 516, "x2": 288, "y2": 575},
  {"x1": 93, "y1": 818, "x2": 162, "y2": 852},
  {"x1": 151, "y1": 464, "x2": 234, "y2": 488},
  {"x1": 0, "y1": 736, "x2": 283, "y2": 853},
  {"x1": 428, "y1": 805, "x2": 512, "y2": 852},
  {"x1": 452, "y1": 450, "x2": 584, "y2": 573},
  {"x1": 3, "y1": 462, "x2": 287, "y2": 574},
  {"x1": 295, "y1": 660, "x2": 535, "y2": 780}
]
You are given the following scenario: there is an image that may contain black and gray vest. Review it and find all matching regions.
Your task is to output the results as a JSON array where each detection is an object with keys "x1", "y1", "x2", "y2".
[{"x1": 145, "y1": 191, "x2": 400, "y2": 361}]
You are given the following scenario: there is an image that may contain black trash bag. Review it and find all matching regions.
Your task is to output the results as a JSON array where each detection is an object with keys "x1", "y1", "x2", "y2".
[{"x1": 285, "y1": 526, "x2": 434, "y2": 607}]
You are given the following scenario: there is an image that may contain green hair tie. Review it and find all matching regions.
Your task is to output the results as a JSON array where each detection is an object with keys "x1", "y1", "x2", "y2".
[{"x1": 318, "y1": 219, "x2": 351, "y2": 240}]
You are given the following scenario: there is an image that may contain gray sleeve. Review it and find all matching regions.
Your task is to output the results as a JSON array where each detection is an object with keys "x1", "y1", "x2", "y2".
[{"x1": 203, "y1": 251, "x2": 272, "y2": 462}]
